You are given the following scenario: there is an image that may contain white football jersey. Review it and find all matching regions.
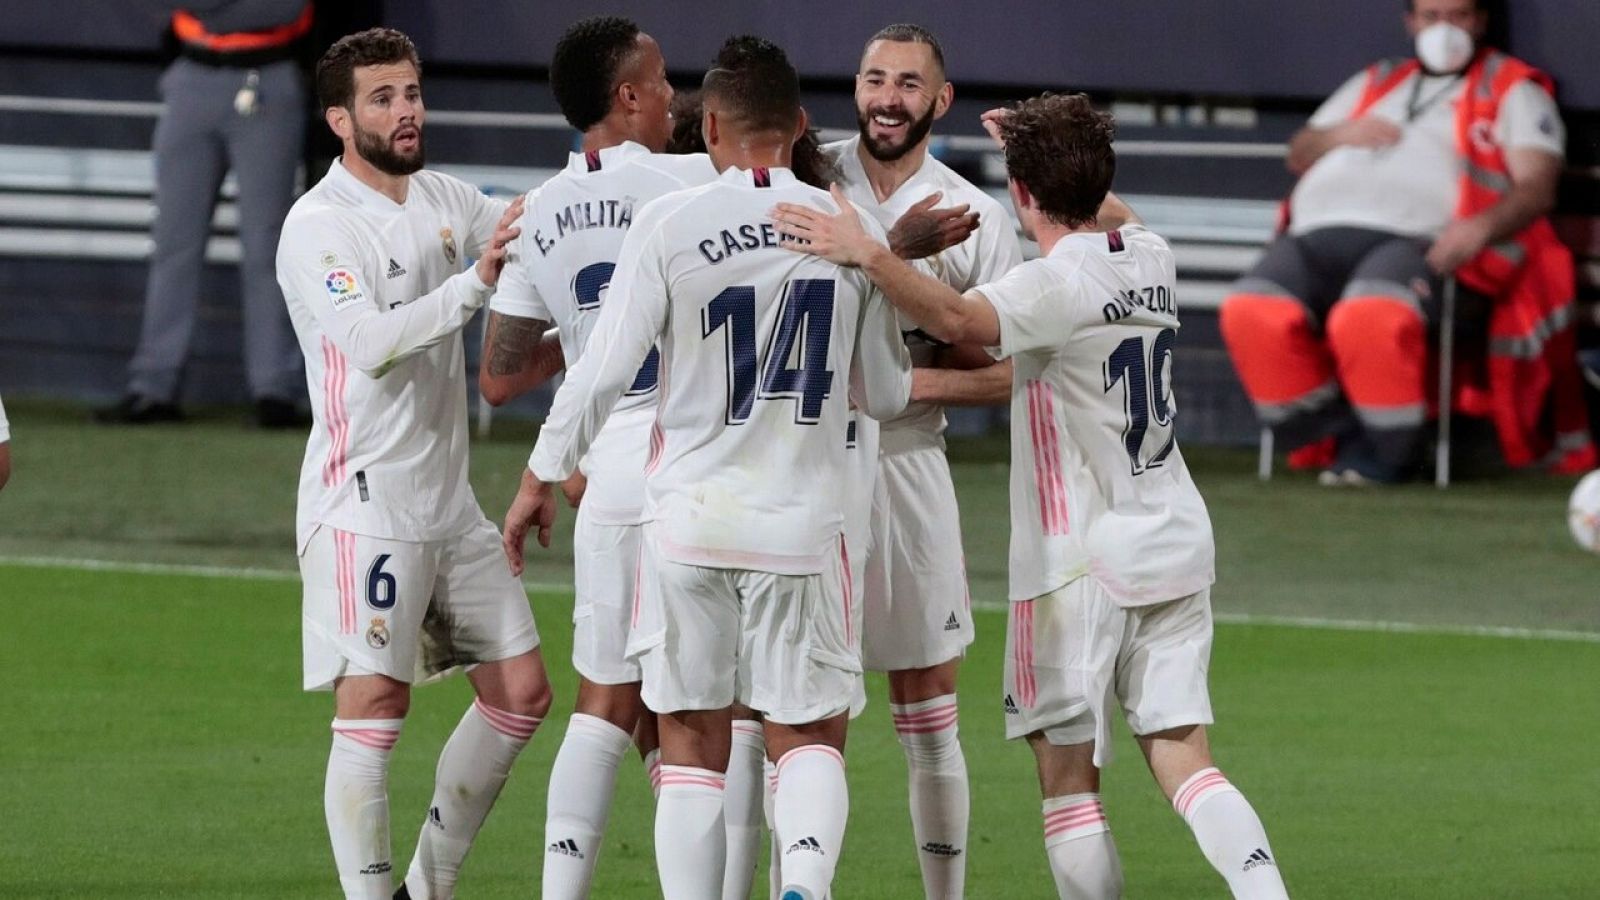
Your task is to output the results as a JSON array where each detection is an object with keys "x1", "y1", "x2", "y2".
[
  {"x1": 827, "y1": 135, "x2": 1023, "y2": 450},
  {"x1": 529, "y1": 166, "x2": 912, "y2": 575},
  {"x1": 277, "y1": 158, "x2": 506, "y2": 549},
  {"x1": 494, "y1": 141, "x2": 716, "y2": 523},
  {"x1": 981, "y1": 224, "x2": 1215, "y2": 607},
  {"x1": 0, "y1": 391, "x2": 9, "y2": 444}
]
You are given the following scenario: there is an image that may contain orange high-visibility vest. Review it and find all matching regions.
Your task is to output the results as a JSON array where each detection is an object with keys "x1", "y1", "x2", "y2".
[
  {"x1": 1349, "y1": 51, "x2": 1593, "y2": 472},
  {"x1": 172, "y1": 3, "x2": 313, "y2": 54}
]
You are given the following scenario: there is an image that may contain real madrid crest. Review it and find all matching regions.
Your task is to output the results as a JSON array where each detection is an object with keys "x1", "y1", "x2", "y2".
[
  {"x1": 366, "y1": 616, "x2": 390, "y2": 650},
  {"x1": 440, "y1": 227, "x2": 458, "y2": 265}
]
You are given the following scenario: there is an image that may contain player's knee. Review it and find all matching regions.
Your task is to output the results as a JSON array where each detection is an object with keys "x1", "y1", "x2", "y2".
[{"x1": 505, "y1": 675, "x2": 553, "y2": 720}]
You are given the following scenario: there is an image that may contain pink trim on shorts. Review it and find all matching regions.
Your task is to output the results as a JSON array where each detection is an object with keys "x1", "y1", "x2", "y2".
[
  {"x1": 1013, "y1": 599, "x2": 1037, "y2": 708},
  {"x1": 839, "y1": 535, "x2": 854, "y2": 645},
  {"x1": 335, "y1": 529, "x2": 357, "y2": 635}
]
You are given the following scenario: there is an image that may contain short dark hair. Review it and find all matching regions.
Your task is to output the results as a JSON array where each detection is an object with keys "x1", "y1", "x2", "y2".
[
  {"x1": 316, "y1": 28, "x2": 421, "y2": 112},
  {"x1": 701, "y1": 36, "x2": 800, "y2": 134},
  {"x1": 1407, "y1": 0, "x2": 1487, "y2": 10},
  {"x1": 998, "y1": 93, "x2": 1116, "y2": 229},
  {"x1": 550, "y1": 16, "x2": 641, "y2": 132},
  {"x1": 865, "y1": 23, "x2": 945, "y2": 77}
]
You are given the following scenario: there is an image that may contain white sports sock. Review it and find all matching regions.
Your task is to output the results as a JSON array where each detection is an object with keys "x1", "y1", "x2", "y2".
[
  {"x1": 1042, "y1": 793, "x2": 1123, "y2": 899},
  {"x1": 326, "y1": 718, "x2": 402, "y2": 899},
  {"x1": 723, "y1": 720, "x2": 767, "y2": 900},
  {"x1": 891, "y1": 695, "x2": 970, "y2": 898},
  {"x1": 773, "y1": 745, "x2": 849, "y2": 900},
  {"x1": 1172, "y1": 768, "x2": 1288, "y2": 900},
  {"x1": 765, "y1": 757, "x2": 781, "y2": 900},
  {"x1": 655, "y1": 765, "x2": 728, "y2": 899},
  {"x1": 403, "y1": 699, "x2": 540, "y2": 899},
  {"x1": 644, "y1": 748, "x2": 663, "y2": 799},
  {"x1": 540, "y1": 713, "x2": 632, "y2": 900}
]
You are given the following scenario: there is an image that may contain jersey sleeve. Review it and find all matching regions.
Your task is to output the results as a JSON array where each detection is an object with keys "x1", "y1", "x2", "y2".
[
  {"x1": 491, "y1": 193, "x2": 552, "y2": 321},
  {"x1": 979, "y1": 259, "x2": 1080, "y2": 359},
  {"x1": 527, "y1": 204, "x2": 672, "y2": 482},
  {"x1": 849, "y1": 215, "x2": 913, "y2": 419},
  {"x1": 1308, "y1": 70, "x2": 1369, "y2": 127},
  {"x1": 277, "y1": 212, "x2": 493, "y2": 377},
  {"x1": 1494, "y1": 79, "x2": 1565, "y2": 158},
  {"x1": 0, "y1": 392, "x2": 9, "y2": 444}
]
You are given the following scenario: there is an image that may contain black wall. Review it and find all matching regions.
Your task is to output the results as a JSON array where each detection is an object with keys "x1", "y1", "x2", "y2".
[{"x1": 10, "y1": 0, "x2": 1600, "y2": 108}]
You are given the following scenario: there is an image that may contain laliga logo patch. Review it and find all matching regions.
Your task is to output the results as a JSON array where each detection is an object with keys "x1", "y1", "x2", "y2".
[
  {"x1": 324, "y1": 268, "x2": 365, "y2": 309},
  {"x1": 440, "y1": 227, "x2": 458, "y2": 265}
]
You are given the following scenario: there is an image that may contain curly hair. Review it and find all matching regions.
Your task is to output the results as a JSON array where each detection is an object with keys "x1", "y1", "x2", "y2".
[
  {"x1": 316, "y1": 28, "x2": 421, "y2": 112},
  {"x1": 998, "y1": 93, "x2": 1116, "y2": 229},
  {"x1": 550, "y1": 16, "x2": 641, "y2": 132}
]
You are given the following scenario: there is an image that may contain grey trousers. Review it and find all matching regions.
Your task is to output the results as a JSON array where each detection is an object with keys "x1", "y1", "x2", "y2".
[{"x1": 128, "y1": 57, "x2": 305, "y2": 403}]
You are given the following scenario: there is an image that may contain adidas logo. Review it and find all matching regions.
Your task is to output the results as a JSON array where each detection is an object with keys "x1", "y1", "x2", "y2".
[
  {"x1": 426, "y1": 806, "x2": 443, "y2": 829},
  {"x1": 921, "y1": 841, "x2": 963, "y2": 858},
  {"x1": 386, "y1": 258, "x2": 407, "y2": 278},
  {"x1": 944, "y1": 612, "x2": 961, "y2": 632},
  {"x1": 547, "y1": 838, "x2": 585, "y2": 859},
  {"x1": 785, "y1": 836, "x2": 824, "y2": 856},
  {"x1": 1003, "y1": 694, "x2": 1019, "y2": 715},
  {"x1": 1242, "y1": 848, "x2": 1275, "y2": 871}
]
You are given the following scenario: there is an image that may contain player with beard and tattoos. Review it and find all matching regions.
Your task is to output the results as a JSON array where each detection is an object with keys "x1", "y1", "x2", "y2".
[
  {"x1": 275, "y1": 28, "x2": 550, "y2": 899},
  {"x1": 820, "y1": 24, "x2": 1024, "y2": 899}
]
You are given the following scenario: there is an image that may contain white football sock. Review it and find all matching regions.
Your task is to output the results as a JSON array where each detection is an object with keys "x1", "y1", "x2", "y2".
[
  {"x1": 765, "y1": 757, "x2": 781, "y2": 899},
  {"x1": 891, "y1": 695, "x2": 970, "y2": 898},
  {"x1": 724, "y1": 720, "x2": 767, "y2": 900},
  {"x1": 644, "y1": 748, "x2": 663, "y2": 799},
  {"x1": 773, "y1": 745, "x2": 849, "y2": 900},
  {"x1": 326, "y1": 718, "x2": 402, "y2": 899},
  {"x1": 1042, "y1": 793, "x2": 1122, "y2": 899},
  {"x1": 1172, "y1": 768, "x2": 1288, "y2": 899},
  {"x1": 655, "y1": 765, "x2": 727, "y2": 900},
  {"x1": 540, "y1": 713, "x2": 632, "y2": 900},
  {"x1": 403, "y1": 698, "x2": 540, "y2": 899}
]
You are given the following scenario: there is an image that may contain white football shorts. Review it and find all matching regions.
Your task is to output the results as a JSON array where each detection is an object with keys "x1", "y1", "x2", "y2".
[
  {"x1": 1002, "y1": 577, "x2": 1214, "y2": 767},
  {"x1": 628, "y1": 526, "x2": 860, "y2": 725},
  {"x1": 861, "y1": 445, "x2": 975, "y2": 671},
  {"x1": 300, "y1": 518, "x2": 540, "y2": 691},
  {"x1": 571, "y1": 503, "x2": 643, "y2": 685}
]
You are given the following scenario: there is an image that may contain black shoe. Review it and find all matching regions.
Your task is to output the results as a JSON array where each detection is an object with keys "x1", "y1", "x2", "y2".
[
  {"x1": 393, "y1": 885, "x2": 412, "y2": 900},
  {"x1": 254, "y1": 397, "x2": 310, "y2": 430},
  {"x1": 93, "y1": 394, "x2": 184, "y2": 425}
]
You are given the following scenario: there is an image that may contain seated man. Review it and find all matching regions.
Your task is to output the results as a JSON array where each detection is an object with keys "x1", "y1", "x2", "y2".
[{"x1": 1220, "y1": 0, "x2": 1592, "y2": 484}]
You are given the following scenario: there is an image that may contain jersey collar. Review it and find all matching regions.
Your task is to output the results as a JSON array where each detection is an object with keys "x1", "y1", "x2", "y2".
[
  {"x1": 717, "y1": 165, "x2": 799, "y2": 189},
  {"x1": 326, "y1": 157, "x2": 407, "y2": 213},
  {"x1": 564, "y1": 140, "x2": 652, "y2": 175},
  {"x1": 834, "y1": 134, "x2": 938, "y2": 203}
]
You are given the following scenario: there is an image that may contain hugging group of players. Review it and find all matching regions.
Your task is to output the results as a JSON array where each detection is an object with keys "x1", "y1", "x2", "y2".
[{"x1": 276, "y1": 16, "x2": 1290, "y2": 900}]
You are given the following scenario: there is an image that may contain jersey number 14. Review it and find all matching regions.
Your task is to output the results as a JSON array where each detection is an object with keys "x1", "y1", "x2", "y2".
[{"x1": 702, "y1": 279, "x2": 836, "y2": 425}]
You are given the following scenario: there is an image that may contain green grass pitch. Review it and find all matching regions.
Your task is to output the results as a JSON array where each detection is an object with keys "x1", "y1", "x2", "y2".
[{"x1": 1, "y1": 402, "x2": 1598, "y2": 897}]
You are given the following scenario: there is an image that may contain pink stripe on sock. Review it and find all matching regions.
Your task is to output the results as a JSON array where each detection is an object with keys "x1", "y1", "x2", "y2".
[
  {"x1": 1174, "y1": 769, "x2": 1230, "y2": 817},
  {"x1": 732, "y1": 720, "x2": 764, "y2": 738},
  {"x1": 775, "y1": 744, "x2": 844, "y2": 780},
  {"x1": 333, "y1": 726, "x2": 399, "y2": 751},
  {"x1": 473, "y1": 697, "x2": 541, "y2": 740},
  {"x1": 659, "y1": 769, "x2": 726, "y2": 791}
]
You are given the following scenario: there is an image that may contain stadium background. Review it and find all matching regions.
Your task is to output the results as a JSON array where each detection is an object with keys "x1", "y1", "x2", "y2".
[{"x1": 1, "y1": 2, "x2": 1598, "y2": 897}]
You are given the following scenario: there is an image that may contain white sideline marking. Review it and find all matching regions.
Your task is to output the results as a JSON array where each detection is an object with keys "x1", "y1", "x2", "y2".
[
  {"x1": 0, "y1": 555, "x2": 574, "y2": 595},
  {"x1": 7, "y1": 555, "x2": 1597, "y2": 643}
]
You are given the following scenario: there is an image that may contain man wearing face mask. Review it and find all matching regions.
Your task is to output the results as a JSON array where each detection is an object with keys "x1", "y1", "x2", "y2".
[{"x1": 1220, "y1": 0, "x2": 1593, "y2": 485}]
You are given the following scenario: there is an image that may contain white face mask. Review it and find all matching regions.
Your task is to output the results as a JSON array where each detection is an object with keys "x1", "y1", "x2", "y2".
[{"x1": 1415, "y1": 21, "x2": 1475, "y2": 75}]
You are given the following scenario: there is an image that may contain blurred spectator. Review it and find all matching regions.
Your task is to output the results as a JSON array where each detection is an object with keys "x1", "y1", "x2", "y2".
[
  {"x1": 97, "y1": 2, "x2": 315, "y2": 427},
  {"x1": 1219, "y1": 0, "x2": 1593, "y2": 484}
]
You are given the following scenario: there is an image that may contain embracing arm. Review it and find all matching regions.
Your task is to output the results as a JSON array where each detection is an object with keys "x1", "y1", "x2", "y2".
[{"x1": 479, "y1": 312, "x2": 564, "y2": 406}]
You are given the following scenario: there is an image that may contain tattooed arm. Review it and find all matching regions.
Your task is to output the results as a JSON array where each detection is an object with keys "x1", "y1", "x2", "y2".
[{"x1": 478, "y1": 311, "x2": 565, "y2": 406}]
